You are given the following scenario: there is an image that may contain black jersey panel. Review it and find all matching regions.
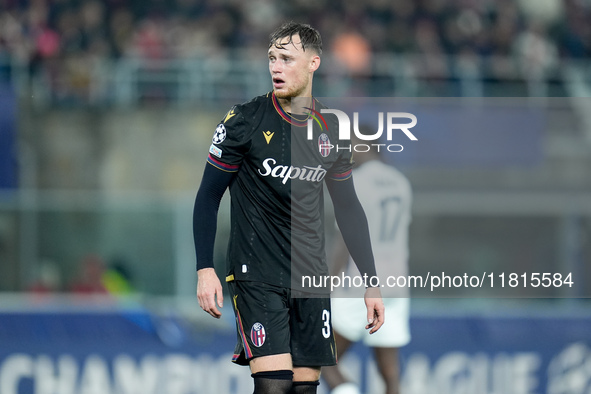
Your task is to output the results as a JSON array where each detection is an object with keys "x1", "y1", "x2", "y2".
[{"x1": 205, "y1": 93, "x2": 354, "y2": 291}]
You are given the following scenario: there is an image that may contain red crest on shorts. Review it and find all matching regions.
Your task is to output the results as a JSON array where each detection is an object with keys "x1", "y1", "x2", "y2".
[{"x1": 250, "y1": 322, "x2": 266, "y2": 347}]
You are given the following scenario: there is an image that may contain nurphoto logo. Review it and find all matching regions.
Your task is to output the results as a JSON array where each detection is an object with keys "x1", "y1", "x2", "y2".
[{"x1": 306, "y1": 109, "x2": 418, "y2": 154}]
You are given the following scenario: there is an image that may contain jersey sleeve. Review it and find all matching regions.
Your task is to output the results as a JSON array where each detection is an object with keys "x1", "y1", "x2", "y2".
[
  {"x1": 327, "y1": 149, "x2": 353, "y2": 181},
  {"x1": 326, "y1": 177, "x2": 377, "y2": 279},
  {"x1": 206, "y1": 106, "x2": 250, "y2": 173}
]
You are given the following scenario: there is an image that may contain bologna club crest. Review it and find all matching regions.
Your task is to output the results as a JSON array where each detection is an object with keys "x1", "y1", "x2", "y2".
[
  {"x1": 318, "y1": 133, "x2": 332, "y2": 157},
  {"x1": 250, "y1": 322, "x2": 266, "y2": 347}
]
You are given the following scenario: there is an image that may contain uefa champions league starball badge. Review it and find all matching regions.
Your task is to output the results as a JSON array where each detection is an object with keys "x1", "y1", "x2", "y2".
[{"x1": 213, "y1": 124, "x2": 226, "y2": 144}]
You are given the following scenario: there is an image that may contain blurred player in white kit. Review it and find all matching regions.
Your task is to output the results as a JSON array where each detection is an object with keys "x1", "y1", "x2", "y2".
[{"x1": 323, "y1": 131, "x2": 412, "y2": 394}]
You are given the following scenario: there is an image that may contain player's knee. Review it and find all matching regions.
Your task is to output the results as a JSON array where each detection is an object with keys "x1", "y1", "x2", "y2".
[
  {"x1": 252, "y1": 370, "x2": 293, "y2": 394},
  {"x1": 290, "y1": 380, "x2": 320, "y2": 394}
]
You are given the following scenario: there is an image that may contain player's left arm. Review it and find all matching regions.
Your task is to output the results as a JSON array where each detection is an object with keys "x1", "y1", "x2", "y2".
[
  {"x1": 328, "y1": 229, "x2": 349, "y2": 277},
  {"x1": 326, "y1": 177, "x2": 385, "y2": 334}
]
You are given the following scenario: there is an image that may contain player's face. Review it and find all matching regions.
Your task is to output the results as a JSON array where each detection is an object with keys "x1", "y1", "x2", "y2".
[{"x1": 268, "y1": 34, "x2": 320, "y2": 99}]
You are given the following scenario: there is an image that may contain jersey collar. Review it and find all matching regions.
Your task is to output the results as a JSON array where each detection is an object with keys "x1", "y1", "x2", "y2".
[{"x1": 271, "y1": 92, "x2": 315, "y2": 127}]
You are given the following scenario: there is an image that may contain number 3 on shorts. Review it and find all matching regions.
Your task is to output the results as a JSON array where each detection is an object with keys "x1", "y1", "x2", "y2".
[{"x1": 322, "y1": 309, "x2": 331, "y2": 338}]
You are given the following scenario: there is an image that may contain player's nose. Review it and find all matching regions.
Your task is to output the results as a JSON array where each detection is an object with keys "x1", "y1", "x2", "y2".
[{"x1": 271, "y1": 60, "x2": 283, "y2": 73}]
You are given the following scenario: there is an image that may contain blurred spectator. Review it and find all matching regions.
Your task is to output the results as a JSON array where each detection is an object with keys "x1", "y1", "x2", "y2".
[
  {"x1": 513, "y1": 20, "x2": 558, "y2": 79},
  {"x1": 108, "y1": 8, "x2": 135, "y2": 57},
  {"x1": 413, "y1": 17, "x2": 449, "y2": 79},
  {"x1": 517, "y1": 0, "x2": 563, "y2": 26},
  {"x1": 1, "y1": 0, "x2": 590, "y2": 99},
  {"x1": 102, "y1": 258, "x2": 135, "y2": 295},
  {"x1": 28, "y1": 259, "x2": 62, "y2": 293},
  {"x1": 80, "y1": 0, "x2": 110, "y2": 57},
  {"x1": 69, "y1": 253, "x2": 108, "y2": 294},
  {"x1": 327, "y1": 28, "x2": 373, "y2": 96},
  {"x1": 35, "y1": 27, "x2": 59, "y2": 59},
  {"x1": 332, "y1": 31, "x2": 371, "y2": 75},
  {"x1": 128, "y1": 18, "x2": 168, "y2": 59},
  {"x1": 558, "y1": 0, "x2": 591, "y2": 59},
  {"x1": 68, "y1": 253, "x2": 136, "y2": 296}
]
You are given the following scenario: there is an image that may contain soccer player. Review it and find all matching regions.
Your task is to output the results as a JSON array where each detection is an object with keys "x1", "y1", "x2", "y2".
[
  {"x1": 193, "y1": 22, "x2": 384, "y2": 394},
  {"x1": 322, "y1": 134, "x2": 412, "y2": 394}
]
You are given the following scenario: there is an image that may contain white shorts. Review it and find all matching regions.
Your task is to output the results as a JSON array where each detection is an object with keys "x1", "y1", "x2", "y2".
[{"x1": 330, "y1": 297, "x2": 410, "y2": 348}]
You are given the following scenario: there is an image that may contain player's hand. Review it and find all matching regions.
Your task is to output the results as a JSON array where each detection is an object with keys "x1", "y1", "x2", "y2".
[
  {"x1": 364, "y1": 287, "x2": 384, "y2": 334},
  {"x1": 197, "y1": 268, "x2": 224, "y2": 319}
]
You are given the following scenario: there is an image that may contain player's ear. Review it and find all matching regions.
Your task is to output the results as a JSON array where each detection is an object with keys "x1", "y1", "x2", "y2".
[{"x1": 309, "y1": 55, "x2": 320, "y2": 73}]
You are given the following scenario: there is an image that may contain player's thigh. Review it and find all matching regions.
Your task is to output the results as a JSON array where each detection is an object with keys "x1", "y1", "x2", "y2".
[
  {"x1": 289, "y1": 296, "x2": 337, "y2": 367},
  {"x1": 229, "y1": 280, "x2": 292, "y2": 363},
  {"x1": 250, "y1": 353, "x2": 293, "y2": 374},
  {"x1": 293, "y1": 366, "x2": 321, "y2": 382}
]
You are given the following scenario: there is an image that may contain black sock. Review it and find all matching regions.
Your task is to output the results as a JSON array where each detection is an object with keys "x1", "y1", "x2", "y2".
[
  {"x1": 290, "y1": 380, "x2": 320, "y2": 394},
  {"x1": 251, "y1": 370, "x2": 293, "y2": 394}
]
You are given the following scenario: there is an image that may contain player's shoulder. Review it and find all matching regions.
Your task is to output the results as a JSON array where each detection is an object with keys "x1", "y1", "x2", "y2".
[
  {"x1": 216, "y1": 93, "x2": 270, "y2": 137},
  {"x1": 230, "y1": 93, "x2": 271, "y2": 119}
]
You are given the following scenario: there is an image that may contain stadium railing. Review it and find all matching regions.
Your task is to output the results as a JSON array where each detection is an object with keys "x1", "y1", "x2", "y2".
[{"x1": 3, "y1": 52, "x2": 590, "y2": 108}]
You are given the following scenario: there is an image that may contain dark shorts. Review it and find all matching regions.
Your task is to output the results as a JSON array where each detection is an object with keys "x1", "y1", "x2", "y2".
[{"x1": 227, "y1": 279, "x2": 337, "y2": 367}]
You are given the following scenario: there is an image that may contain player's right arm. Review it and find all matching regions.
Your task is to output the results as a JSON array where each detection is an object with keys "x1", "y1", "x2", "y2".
[
  {"x1": 194, "y1": 165, "x2": 234, "y2": 318},
  {"x1": 194, "y1": 106, "x2": 248, "y2": 318}
]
